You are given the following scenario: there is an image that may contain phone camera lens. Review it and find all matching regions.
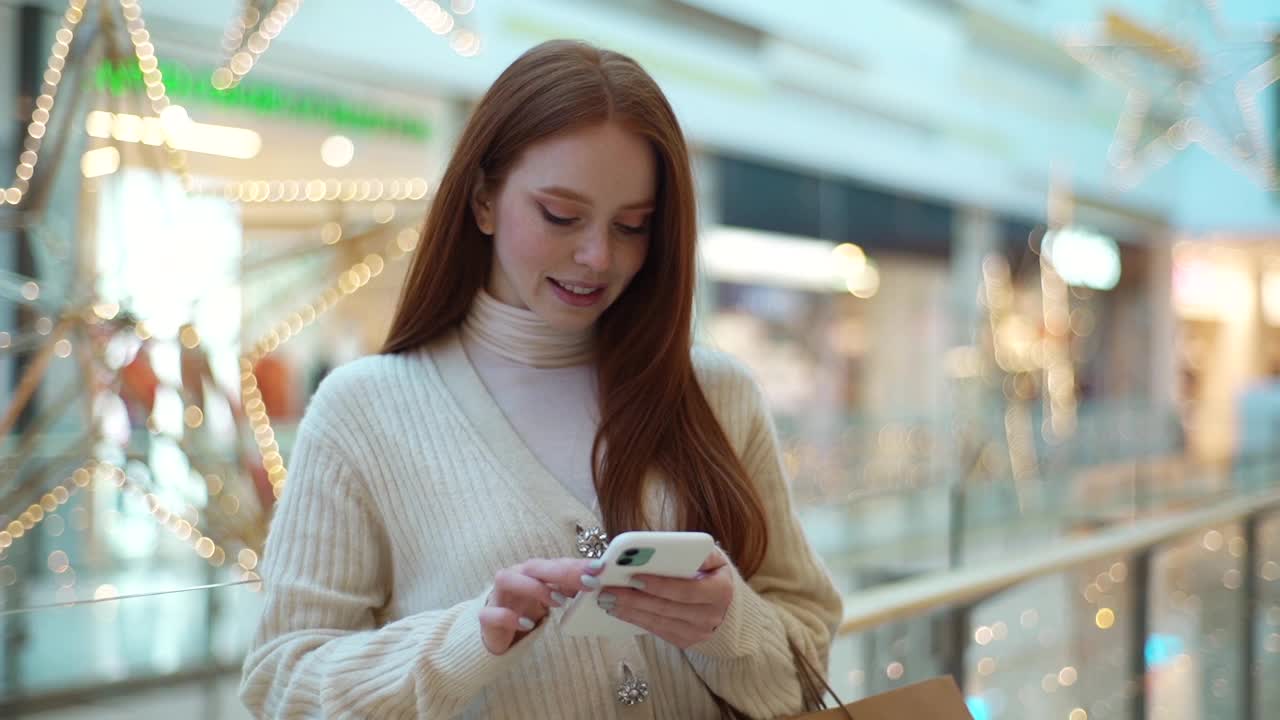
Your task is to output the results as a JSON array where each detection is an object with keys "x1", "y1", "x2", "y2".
[
  {"x1": 623, "y1": 549, "x2": 640, "y2": 556},
  {"x1": 617, "y1": 557, "x2": 633, "y2": 566}
]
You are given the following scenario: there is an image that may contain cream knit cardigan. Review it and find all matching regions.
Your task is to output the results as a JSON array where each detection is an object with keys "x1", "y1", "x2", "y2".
[{"x1": 240, "y1": 329, "x2": 843, "y2": 719}]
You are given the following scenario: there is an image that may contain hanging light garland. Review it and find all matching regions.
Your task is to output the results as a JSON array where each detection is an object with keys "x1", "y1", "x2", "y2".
[
  {"x1": 220, "y1": 0, "x2": 265, "y2": 63},
  {"x1": 979, "y1": 253, "x2": 1042, "y2": 513},
  {"x1": 211, "y1": 0, "x2": 303, "y2": 90},
  {"x1": 193, "y1": 177, "x2": 430, "y2": 204},
  {"x1": 5, "y1": 0, "x2": 199, "y2": 203},
  {"x1": 1039, "y1": 259, "x2": 1078, "y2": 440},
  {"x1": 396, "y1": 0, "x2": 482, "y2": 56},
  {"x1": 1, "y1": 0, "x2": 88, "y2": 207},
  {"x1": 102, "y1": 462, "x2": 234, "y2": 571},
  {"x1": 116, "y1": 0, "x2": 195, "y2": 188},
  {"x1": 1039, "y1": 173, "x2": 1079, "y2": 442},
  {"x1": 207, "y1": 0, "x2": 478, "y2": 94},
  {"x1": 0, "y1": 461, "x2": 97, "y2": 552},
  {"x1": 240, "y1": 228, "x2": 418, "y2": 498},
  {"x1": 66, "y1": 460, "x2": 257, "y2": 582}
]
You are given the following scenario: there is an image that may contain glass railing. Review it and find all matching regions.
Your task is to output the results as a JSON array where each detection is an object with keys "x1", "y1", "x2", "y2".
[{"x1": 825, "y1": 452, "x2": 1280, "y2": 720}]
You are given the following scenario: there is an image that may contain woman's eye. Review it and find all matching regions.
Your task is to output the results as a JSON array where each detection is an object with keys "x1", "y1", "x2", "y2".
[
  {"x1": 615, "y1": 222, "x2": 649, "y2": 235},
  {"x1": 539, "y1": 206, "x2": 577, "y2": 226}
]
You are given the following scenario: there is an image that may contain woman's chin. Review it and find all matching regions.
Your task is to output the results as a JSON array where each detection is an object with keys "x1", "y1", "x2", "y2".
[
  {"x1": 542, "y1": 309, "x2": 600, "y2": 333},
  {"x1": 533, "y1": 296, "x2": 607, "y2": 332}
]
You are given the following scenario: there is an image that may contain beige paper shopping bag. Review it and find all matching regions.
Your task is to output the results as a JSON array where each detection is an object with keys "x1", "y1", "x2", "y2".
[{"x1": 783, "y1": 676, "x2": 974, "y2": 720}]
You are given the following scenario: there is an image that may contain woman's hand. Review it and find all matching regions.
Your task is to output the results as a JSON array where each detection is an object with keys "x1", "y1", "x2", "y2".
[
  {"x1": 480, "y1": 558, "x2": 603, "y2": 655},
  {"x1": 597, "y1": 550, "x2": 733, "y2": 649}
]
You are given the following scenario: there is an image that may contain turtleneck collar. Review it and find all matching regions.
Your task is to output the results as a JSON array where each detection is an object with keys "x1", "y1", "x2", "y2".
[{"x1": 460, "y1": 289, "x2": 594, "y2": 368}]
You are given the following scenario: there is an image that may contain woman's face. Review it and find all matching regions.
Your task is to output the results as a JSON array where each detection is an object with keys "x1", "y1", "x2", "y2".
[{"x1": 474, "y1": 121, "x2": 655, "y2": 332}]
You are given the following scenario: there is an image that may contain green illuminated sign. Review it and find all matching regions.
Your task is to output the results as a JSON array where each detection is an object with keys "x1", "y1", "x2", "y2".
[{"x1": 94, "y1": 59, "x2": 430, "y2": 141}]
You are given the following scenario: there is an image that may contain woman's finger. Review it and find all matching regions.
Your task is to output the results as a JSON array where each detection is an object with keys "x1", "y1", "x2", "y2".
[
  {"x1": 493, "y1": 567, "x2": 558, "y2": 609},
  {"x1": 607, "y1": 604, "x2": 710, "y2": 649},
  {"x1": 518, "y1": 557, "x2": 601, "y2": 596},
  {"x1": 479, "y1": 606, "x2": 534, "y2": 655},
  {"x1": 480, "y1": 605, "x2": 532, "y2": 633},
  {"x1": 619, "y1": 566, "x2": 731, "y2": 606},
  {"x1": 601, "y1": 586, "x2": 720, "y2": 628},
  {"x1": 698, "y1": 549, "x2": 728, "y2": 573}
]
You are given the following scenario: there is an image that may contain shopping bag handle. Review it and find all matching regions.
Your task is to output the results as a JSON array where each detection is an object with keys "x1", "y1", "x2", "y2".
[{"x1": 684, "y1": 636, "x2": 854, "y2": 719}]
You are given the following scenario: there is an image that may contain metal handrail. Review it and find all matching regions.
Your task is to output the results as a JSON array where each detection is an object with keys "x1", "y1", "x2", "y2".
[{"x1": 837, "y1": 486, "x2": 1280, "y2": 635}]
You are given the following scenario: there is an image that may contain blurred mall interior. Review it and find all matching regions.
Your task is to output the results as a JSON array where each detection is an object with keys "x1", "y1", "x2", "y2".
[{"x1": 1, "y1": 0, "x2": 1279, "y2": 718}]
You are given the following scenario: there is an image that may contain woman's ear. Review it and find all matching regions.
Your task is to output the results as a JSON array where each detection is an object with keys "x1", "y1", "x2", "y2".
[{"x1": 470, "y1": 175, "x2": 495, "y2": 236}]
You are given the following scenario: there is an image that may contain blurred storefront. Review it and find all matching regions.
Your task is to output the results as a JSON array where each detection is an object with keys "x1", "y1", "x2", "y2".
[
  {"x1": 1172, "y1": 237, "x2": 1280, "y2": 470},
  {"x1": 694, "y1": 154, "x2": 1182, "y2": 509},
  {"x1": 696, "y1": 155, "x2": 955, "y2": 506}
]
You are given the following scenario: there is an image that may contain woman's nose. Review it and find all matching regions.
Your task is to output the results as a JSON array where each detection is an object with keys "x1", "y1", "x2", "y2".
[{"x1": 574, "y1": 229, "x2": 612, "y2": 272}]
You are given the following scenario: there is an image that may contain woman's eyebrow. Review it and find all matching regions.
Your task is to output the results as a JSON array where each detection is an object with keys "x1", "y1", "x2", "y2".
[{"x1": 536, "y1": 185, "x2": 654, "y2": 211}]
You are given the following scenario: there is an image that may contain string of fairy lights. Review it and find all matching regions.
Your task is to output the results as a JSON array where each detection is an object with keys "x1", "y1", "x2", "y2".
[
  {"x1": 220, "y1": 1, "x2": 263, "y2": 64},
  {"x1": 117, "y1": 0, "x2": 193, "y2": 188},
  {"x1": 1, "y1": 0, "x2": 87, "y2": 207},
  {"x1": 212, "y1": 0, "x2": 303, "y2": 90},
  {"x1": 209, "y1": 0, "x2": 481, "y2": 92},
  {"x1": 169, "y1": 324, "x2": 273, "y2": 555},
  {"x1": 107, "y1": 462, "x2": 265, "y2": 581},
  {"x1": 980, "y1": 253, "x2": 1041, "y2": 501},
  {"x1": 1039, "y1": 259, "x2": 1077, "y2": 441},
  {"x1": 209, "y1": 0, "x2": 480, "y2": 90},
  {"x1": 396, "y1": 0, "x2": 481, "y2": 56},
  {"x1": 0, "y1": 462, "x2": 96, "y2": 552},
  {"x1": 0, "y1": 460, "x2": 263, "y2": 604},
  {"x1": 1039, "y1": 180, "x2": 1079, "y2": 445},
  {"x1": 240, "y1": 225, "x2": 419, "y2": 499},
  {"x1": 194, "y1": 177, "x2": 431, "y2": 204}
]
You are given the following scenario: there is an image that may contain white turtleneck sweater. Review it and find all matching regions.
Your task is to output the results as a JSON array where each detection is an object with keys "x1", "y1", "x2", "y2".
[
  {"x1": 459, "y1": 291, "x2": 601, "y2": 510},
  {"x1": 239, "y1": 291, "x2": 843, "y2": 720}
]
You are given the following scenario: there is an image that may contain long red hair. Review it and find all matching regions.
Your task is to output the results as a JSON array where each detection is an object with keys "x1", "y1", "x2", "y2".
[{"x1": 382, "y1": 40, "x2": 768, "y2": 577}]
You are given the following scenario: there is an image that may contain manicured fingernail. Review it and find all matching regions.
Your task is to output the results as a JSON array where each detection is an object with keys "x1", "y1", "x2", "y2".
[
  {"x1": 581, "y1": 574, "x2": 601, "y2": 589},
  {"x1": 587, "y1": 559, "x2": 605, "y2": 572},
  {"x1": 597, "y1": 592, "x2": 616, "y2": 606},
  {"x1": 518, "y1": 617, "x2": 535, "y2": 631},
  {"x1": 628, "y1": 578, "x2": 646, "y2": 590},
  {"x1": 551, "y1": 591, "x2": 568, "y2": 607}
]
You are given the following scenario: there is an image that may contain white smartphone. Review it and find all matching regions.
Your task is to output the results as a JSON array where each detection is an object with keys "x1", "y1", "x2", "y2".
[{"x1": 557, "y1": 530, "x2": 715, "y2": 639}]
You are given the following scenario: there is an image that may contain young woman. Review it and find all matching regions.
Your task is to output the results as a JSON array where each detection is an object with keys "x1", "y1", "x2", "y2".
[{"x1": 240, "y1": 40, "x2": 842, "y2": 719}]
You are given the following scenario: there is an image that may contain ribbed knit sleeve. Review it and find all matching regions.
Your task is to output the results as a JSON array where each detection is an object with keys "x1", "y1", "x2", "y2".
[
  {"x1": 685, "y1": 353, "x2": 844, "y2": 719},
  {"x1": 238, "y1": 418, "x2": 541, "y2": 719}
]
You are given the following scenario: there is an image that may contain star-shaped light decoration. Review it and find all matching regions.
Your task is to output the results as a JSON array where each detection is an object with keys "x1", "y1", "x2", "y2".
[
  {"x1": 1061, "y1": 0, "x2": 1279, "y2": 190},
  {"x1": 0, "y1": 0, "x2": 262, "y2": 584},
  {"x1": 1, "y1": 0, "x2": 435, "y2": 610}
]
